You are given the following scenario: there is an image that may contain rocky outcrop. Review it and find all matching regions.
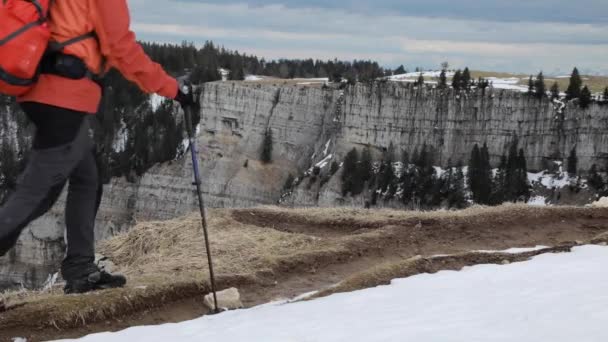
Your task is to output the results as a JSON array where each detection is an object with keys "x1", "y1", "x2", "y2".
[{"x1": 1, "y1": 81, "x2": 607, "y2": 289}]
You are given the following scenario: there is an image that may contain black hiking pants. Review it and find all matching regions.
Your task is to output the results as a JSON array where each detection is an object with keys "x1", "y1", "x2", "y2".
[{"x1": 0, "y1": 102, "x2": 101, "y2": 281}]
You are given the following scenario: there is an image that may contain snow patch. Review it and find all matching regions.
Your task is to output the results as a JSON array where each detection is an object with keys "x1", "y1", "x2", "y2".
[
  {"x1": 149, "y1": 94, "x2": 165, "y2": 112},
  {"x1": 528, "y1": 167, "x2": 580, "y2": 189},
  {"x1": 245, "y1": 75, "x2": 263, "y2": 81},
  {"x1": 315, "y1": 154, "x2": 333, "y2": 169},
  {"x1": 553, "y1": 98, "x2": 566, "y2": 114},
  {"x1": 55, "y1": 245, "x2": 608, "y2": 342},
  {"x1": 527, "y1": 196, "x2": 547, "y2": 206},
  {"x1": 433, "y1": 166, "x2": 446, "y2": 178},
  {"x1": 42, "y1": 272, "x2": 59, "y2": 291},
  {"x1": 591, "y1": 197, "x2": 608, "y2": 208},
  {"x1": 476, "y1": 245, "x2": 550, "y2": 254},
  {"x1": 219, "y1": 68, "x2": 230, "y2": 81},
  {"x1": 323, "y1": 139, "x2": 331, "y2": 156},
  {"x1": 390, "y1": 70, "x2": 455, "y2": 79},
  {"x1": 112, "y1": 120, "x2": 129, "y2": 153}
]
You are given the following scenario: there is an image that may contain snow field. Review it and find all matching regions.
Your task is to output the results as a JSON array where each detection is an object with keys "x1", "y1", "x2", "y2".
[{"x1": 54, "y1": 245, "x2": 608, "y2": 342}]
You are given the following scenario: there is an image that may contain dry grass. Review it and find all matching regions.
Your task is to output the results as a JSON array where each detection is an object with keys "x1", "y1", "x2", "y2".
[
  {"x1": 0, "y1": 208, "x2": 342, "y2": 330},
  {"x1": 1, "y1": 281, "x2": 209, "y2": 330},
  {"x1": 99, "y1": 210, "x2": 334, "y2": 285},
  {"x1": 257, "y1": 203, "x2": 584, "y2": 226},
  {"x1": 2, "y1": 204, "x2": 607, "y2": 332}
]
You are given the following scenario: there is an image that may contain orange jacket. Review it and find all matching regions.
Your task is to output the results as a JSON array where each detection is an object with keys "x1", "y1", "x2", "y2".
[{"x1": 18, "y1": 0, "x2": 178, "y2": 114}]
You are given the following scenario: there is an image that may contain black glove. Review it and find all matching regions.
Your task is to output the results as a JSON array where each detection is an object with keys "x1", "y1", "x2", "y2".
[{"x1": 175, "y1": 86, "x2": 195, "y2": 108}]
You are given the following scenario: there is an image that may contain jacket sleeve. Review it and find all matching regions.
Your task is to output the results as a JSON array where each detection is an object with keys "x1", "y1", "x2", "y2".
[{"x1": 93, "y1": 0, "x2": 178, "y2": 99}]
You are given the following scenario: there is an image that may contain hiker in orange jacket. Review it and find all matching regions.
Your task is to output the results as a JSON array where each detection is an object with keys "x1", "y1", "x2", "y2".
[{"x1": 0, "y1": 0, "x2": 191, "y2": 293}]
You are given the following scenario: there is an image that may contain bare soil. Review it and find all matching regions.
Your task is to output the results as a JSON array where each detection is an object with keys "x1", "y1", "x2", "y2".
[{"x1": 2, "y1": 205, "x2": 608, "y2": 341}]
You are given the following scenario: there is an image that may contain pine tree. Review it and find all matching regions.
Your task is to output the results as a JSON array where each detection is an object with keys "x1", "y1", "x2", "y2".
[
  {"x1": 261, "y1": 129, "x2": 273, "y2": 163},
  {"x1": 478, "y1": 77, "x2": 490, "y2": 90},
  {"x1": 528, "y1": 76, "x2": 534, "y2": 95},
  {"x1": 439, "y1": 69, "x2": 447, "y2": 89},
  {"x1": 550, "y1": 82, "x2": 560, "y2": 100},
  {"x1": 505, "y1": 139, "x2": 519, "y2": 202},
  {"x1": 515, "y1": 149, "x2": 530, "y2": 201},
  {"x1": 330, "y1": 160, "x2": 340, "y2": 175},
  {"x1": 448, "y1": 160, "x2": 467, "y2": 209},
  {"x1": 411, "y1": 148, "x2": 419, "y2": 168},
  {"x1": 345, "y1": 146, "x2": 372, "y2": 196},
  {"x1": 283, "y1": 174, "x2": 295, "y2": 191},
  {"x1": 401, "y1": 150, "x2": 410, "y2": 166},
  {"x1": 580, "y1": 86, "x2": 592, "y2": 109},
  {"x1": 490, "y1": 154, "x2": 508, "y2": 205},
  {"x1": 468, "y1": 144, "x2": 482, "y2": 203},
  {"x1": 588, "y1": 164, "x2": 605, "y2": 191},
  {"x1": 379, "y1": 147, "x2": 396, "y2": 199},
  {"x1": 358, "y1": 145, "x2": 373, "y2": 185},
  {"x1": 567, "y1": 147, "x2": 577, "y2": 176},
  {"x1": 462, "y1": 67, "x2": 471, "y2": 90},
  {"x1": 341, "y1": 148, "x2": 359, "y2": 196},
  {"x1": 534, "y1": 72, "x2": 546, "y2": 99},
  {"x1": 416, "y1": 145, "x2": 429, "y2": 168},
  {"x1": 417, "y1": 73, "x2": 425, "y2": 86},
  {"x1": 603, "y1": 87, "x2": 608, "y2": 102},
  {"x1": 478, "y1": 143, "x2": 493, "y2": 204},
  {"x1": 452, "y1": 70, "x2": 462, "y2": 91},
  {"x1": 394, "y1": 65, "x2": 406, "y2": 75},
  {"x1": 566, "y1": 67, "x2": 582, "y2": 100}
]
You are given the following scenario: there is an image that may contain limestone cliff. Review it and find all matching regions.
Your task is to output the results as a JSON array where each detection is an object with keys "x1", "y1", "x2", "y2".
[{"x1": 1, "y1": 81, "x2": 608, "y2": 288}]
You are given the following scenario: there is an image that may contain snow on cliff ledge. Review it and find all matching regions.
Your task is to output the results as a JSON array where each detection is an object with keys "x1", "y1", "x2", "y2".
[{"x1": 54, "y1": 245, "x2": 608, "y2": 342}]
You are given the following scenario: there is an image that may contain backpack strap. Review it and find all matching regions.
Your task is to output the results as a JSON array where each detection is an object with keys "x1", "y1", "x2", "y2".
[
  {"x1": 0, "y1": 21, "x2": 41, "y2": 46},
  {"x1": 28, "y1": 0, "x2": 45, "y2": 19},
  {"x1": 0, "y1": 0, "x2": 48, "y2": 46},
  {"x1": 48, "y1": 31, "x2": 97, "y2": 52}
]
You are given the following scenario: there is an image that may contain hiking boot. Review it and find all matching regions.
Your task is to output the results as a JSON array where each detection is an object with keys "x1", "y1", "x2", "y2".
[{"x1": 64, "y1": 270, "x2": 127, "y2": 294}]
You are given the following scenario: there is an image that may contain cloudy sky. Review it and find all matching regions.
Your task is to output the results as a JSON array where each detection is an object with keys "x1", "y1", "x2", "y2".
[{"x1": 129, "y1": 0, "x2": 608, "y2": 75}]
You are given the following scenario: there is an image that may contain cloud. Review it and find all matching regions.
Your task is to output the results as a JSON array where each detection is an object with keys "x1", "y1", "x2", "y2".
[
  {"x1": 129, "y1": 0, "x2": 608, "y2": 74},
  {"x1": 171, "y1": 0, "x2": 608, "y2": 24}
]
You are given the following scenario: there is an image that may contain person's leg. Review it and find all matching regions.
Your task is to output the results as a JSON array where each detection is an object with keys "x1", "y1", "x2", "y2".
[
  {"x1": 62, "y1": 139, "x2": 126, "y2": 294},
  {"x1": 0, "y1": 103, "x2": 89, "y2": 256},
  {"x1": 61, "y1": 149, "x2": 100, "y2": 280}
]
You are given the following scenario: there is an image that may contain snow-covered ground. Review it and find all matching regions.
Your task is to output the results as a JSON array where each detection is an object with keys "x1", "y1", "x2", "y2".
[
  {"x1": 53, "y1": 245, "x2": 608, "y2": 342},
  {"x1": 244, "y1": 75, "x2": 264, "y2": 81},
  {"x1": 528, "y1": 170, "x2": 582, "y2": 189},
  {"x1": 388, "y1": 72, "x2": 531, "y2": 92},
  {"x1": 244, "y1": 75, "x2": 329, "y2": 84},
  {"x1": 389, "y1": 70, "x2": 455, "y2": 80},
  {"x1": 486, "y1": 77, "x2": 529, "y2": 92}
]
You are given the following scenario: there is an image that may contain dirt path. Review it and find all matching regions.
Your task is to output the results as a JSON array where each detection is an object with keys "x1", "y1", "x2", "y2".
[{"x1": 2, "y1": 206, "x2": 608, "y2": 341}]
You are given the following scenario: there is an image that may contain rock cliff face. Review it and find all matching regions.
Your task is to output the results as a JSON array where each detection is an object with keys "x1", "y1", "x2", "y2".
[
  {"x1": 339, "y1": 83, "x2": 607, "y2": 170},
  {"x1": 1, "y1": 81, "x2": 608, "y2": 288}
]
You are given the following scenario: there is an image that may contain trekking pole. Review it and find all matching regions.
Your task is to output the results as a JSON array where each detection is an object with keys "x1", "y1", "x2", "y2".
[{"x1": 183, "y1": 102, "x2": 220, "y2": 314}]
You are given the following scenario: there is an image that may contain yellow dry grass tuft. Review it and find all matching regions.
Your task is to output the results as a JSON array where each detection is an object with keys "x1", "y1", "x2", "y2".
[{"x1": 99, "y1": 210, "x2": 335, "y2": 285}]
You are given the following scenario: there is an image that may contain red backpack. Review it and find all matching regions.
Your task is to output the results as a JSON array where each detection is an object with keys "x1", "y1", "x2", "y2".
[{"x1": 0, "y1": 0, "x2": 52, "y2": 96}]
